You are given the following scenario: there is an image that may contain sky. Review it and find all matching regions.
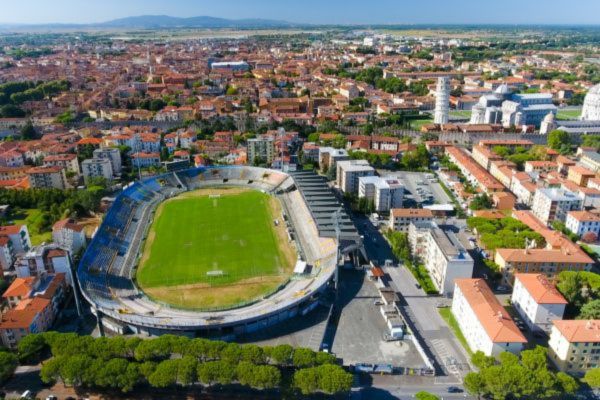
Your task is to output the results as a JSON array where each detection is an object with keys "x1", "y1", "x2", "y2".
[{"x1": 2, "y1": 0, "x2": 600, "y2": 25}]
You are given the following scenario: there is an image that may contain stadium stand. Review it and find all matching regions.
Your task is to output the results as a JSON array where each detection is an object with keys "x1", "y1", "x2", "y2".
[{"x1": 78, "y1": 166, "x2": 350, "y2": 337}]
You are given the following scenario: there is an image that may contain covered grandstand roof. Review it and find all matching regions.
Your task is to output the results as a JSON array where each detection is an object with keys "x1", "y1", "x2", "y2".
[{"x1": 290, "y1": 171, "x2": 360, "y2": 245}]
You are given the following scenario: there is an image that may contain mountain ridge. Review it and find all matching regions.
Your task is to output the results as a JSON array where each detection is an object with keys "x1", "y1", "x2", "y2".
[{"x1": 0, "y1": 15, "x2": 298, "y2": 29}]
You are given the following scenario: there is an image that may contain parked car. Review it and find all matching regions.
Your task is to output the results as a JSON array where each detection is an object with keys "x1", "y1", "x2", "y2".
[{"x1": 20, "y1": 391, "x2": 33, "y2": 400}]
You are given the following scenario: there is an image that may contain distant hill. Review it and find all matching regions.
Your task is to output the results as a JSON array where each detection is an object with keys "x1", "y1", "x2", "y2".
[
  {"x1": 0, "y1": 15, "x2": 298, "y2": 31},
  {"x1": 99, "y1": 15, "x2": 296, "y2": 29}
]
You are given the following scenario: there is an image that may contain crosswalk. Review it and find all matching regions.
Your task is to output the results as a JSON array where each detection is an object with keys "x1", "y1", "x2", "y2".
[{"x1": 430, "y1": 338, "x2": 461, "y2": 378}]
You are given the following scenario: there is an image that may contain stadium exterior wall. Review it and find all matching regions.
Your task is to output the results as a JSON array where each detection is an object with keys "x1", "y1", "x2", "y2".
[{"x1": 78, "y1": 166, "x2": 338, "y2": 337}]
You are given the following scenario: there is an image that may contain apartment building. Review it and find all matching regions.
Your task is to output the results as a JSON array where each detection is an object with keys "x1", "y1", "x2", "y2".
[
  {"x1": 358, "y1": 176, "x2": 404, "y2": 212},
  {"x1": 445, "y1": 146, "x2": 505, "y2": 194},
  {"x1": 495, "y1": 247, "x2": 593, "y2": 285},
  {"x1": 336, "y1": 160, "x2": 375, "y2": 194},
  {"x1": 510, "y1": 173, "x2": 537, "y2": 207},
  {"x1": 27, "y1": 166, "x2": 68, "y2": 190},
  {"x1": 566, "y1": 210, "x2": 600, "y2": 238},
  {"x1": 568, "y1": 165, "x2": 596, "y2": 187},
  {"x1": 389, "y1": 208, "x2": 434, "y2": 232},
  {"x1": 549, "y1": 320, "x2": 600, "y2": 376},
  {"x1": 15, "y1": 245, "x2": 72, "y2": 283},
  {"x1": 0, "y1": 273, "x2": 67, "y2": 349},
  {"x1": 0, "y1": 224, "x2": 31, "y2": 255},
  {"x1": 408, "y1": 222, "x2": 473, "y2": 296},
  {"x1": 247, "y1": 136, "x2": 276, "y2": 165},
  {"x1": 52, "y1": 218, "x2": 86, "y2": 254},
  {"x1": 81, "y1": 158, "x2": 113, "y2": 184},
  {"x1": 532, "y1": 188, "x2": 582, "y2": 225},
  {"x1": 452, "y1": 279, "x2": 527, "y2": 356},
  {"x1": 93, "y1": 147, "x2": 122, "y2": 175},
  {"x1": 43, "y1": 154, "x2": 79, "y2": 175},
  {"x1": 580, "y1": 151, "x2": 600, "y2": 173},
  {"x1": 511, "y1": 274, "x2": 567, "y2": 334},
  {"x1": 318, "y1": 147, "x2": 349, "y2": 173},
  {"x1": 131, "y1": 152, "x2": 161, "y2": 168}
]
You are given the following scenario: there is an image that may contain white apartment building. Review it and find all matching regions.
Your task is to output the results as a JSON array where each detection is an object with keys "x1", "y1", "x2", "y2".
[
  {"x1": 15, "y1": 245, "x2": 71, "y2": 283},
  {"x1": 93, "y1": 148, "x2": 122, "y2": 175},
  {"x1": 549, "y1": 320, "x2": 600, "y2": 376},
  {"x1": 580, "y1": 151, "x2": 600, "y2": 173},
  {"x1": 26, "y1": 166, "x2": 68, "y2": 190},
  {"x1": 532, "y1": 188, "x2": 582, "y2": 226},
  {"x1": 358, "y1": 176, "x2": 404, "y2": 212},
  {"x1": 511, "y1": 274, "x2": 567, "y2": 334},
  {"x1": 43, "y1": 154, "x2": 80, "y2": 175},
  {"x1": 408, "y1": 222, "x2": 473, "y2": 297},
  {"x1": 452, "y1": 279, "x2": 527, "y2": 356},
  {"x1": 318, "y1": 147, "x2": 349, "y2": 173},
  {"x1": 566, "y1": 210, "x2": 600, "y2": 238},
  {"x1": 510, "y1": 175, "x2": 537, "y2": 207},
  {"x1": 52, "y1": 218, "x2": 86, "y2": 254},
  {"x1": 247, "y1": 136, "x2": 276, "y2": 165},
  {"x1": 0, "y1": 225, "x2": 31, "y2": 255},
  {"x1": 389, "y1": 208, "x2": 434, "y2": 232},
  {"x1": 336, "y1": 160, "x2": 375, "y2": 194},
  {"x1": 81, "y1": 158, "x2": 113, "y2": 184},
  {"x1": 131, "y1": 152, "x2": 161, "y2": 168},
  {"x1": 0, "y1": 237, "x2": 14, "y2": 270}
]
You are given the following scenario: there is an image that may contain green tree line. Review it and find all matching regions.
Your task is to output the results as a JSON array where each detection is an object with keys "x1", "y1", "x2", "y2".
[
  {"x1": 17, "y1": 333, "x2": 352, "y2": 396},
  {"x1": 464, "y1": 347, "x2": 578, "y2": 399}
]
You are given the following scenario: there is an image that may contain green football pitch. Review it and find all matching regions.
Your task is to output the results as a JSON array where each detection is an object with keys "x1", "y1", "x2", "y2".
[{"x1": 136, "y1": 188, "x2": 295, "y2": 308}]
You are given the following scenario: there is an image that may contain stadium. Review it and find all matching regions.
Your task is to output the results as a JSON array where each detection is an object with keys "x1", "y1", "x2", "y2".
[{"x1": 77, "y1": 166, "x2": 362, "y2": 337}]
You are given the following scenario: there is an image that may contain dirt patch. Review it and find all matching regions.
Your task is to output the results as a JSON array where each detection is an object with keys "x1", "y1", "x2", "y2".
[
  {"x1": 77, "y1": 216, "x2": 102, "y2": 238},
  {"x1": 174, "y1": 186, "x2": 251, "y2": 199},
  {"x1": 144, "y1": 275, "x2": 288, "y2": 310},
  {"x1": 268, "y1": 196, "x2": 297, "y2": 273}
]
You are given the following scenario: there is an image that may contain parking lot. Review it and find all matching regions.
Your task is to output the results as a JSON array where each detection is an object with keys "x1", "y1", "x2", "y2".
[
  {"x1": 378, "y1": 170, "x2": 451, "y2": 208},
  {"x1": 327, "y1": 269, "x2": 428, "y2": 368}
]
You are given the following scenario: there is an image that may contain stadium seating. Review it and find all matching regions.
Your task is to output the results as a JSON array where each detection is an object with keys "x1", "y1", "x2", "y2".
[{"x1": 77, "y1": 166, "x2": 334, "y2": 330}]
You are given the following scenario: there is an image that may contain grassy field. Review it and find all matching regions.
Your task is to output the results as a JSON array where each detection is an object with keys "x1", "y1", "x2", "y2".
[
  {"x1": 556, "y1": 108, "x2": 582, "y2": 120},
  {"x1": 449, "y1": 110, "x2": 473, "y2": 119},
  {"x1": 136, "y1": 188, "x2": 296, "y2": 310},
  {"x1": 8, "y1": 209, "x2": 52, "y2": 245}
]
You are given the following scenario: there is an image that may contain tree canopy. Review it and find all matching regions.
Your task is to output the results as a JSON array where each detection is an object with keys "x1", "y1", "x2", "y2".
[{"x1": 464, "y1": 347, "x2": 578, "y2": 400}]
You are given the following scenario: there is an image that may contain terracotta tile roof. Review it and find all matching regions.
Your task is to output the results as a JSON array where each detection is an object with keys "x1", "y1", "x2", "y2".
[
  {"x1": 2, "y1": 277, "x2": 36, "y2": 299},
  {"x1": 569, "y1": 165, "x2": 595, "y2": 176},
  {"x1": 52, "y1": 218, "x2": 84, "y2": 233},
  {"x1": 515, "y1": 274, "x2": 567, "y2": 304},
  {"x1": 455, "y1": 278, "x2": 527, "y2": 344},
  {"x1": 553, "y1": 320, "x2": 600, "y2": 343},
  {"x1": 473, "y1": 210, "x2": 506, "y2": 219},
  {"x1": 0, "y1": 225, "x2": 23, "y2": 235},
  {"x1": 568, "y1": 210, "x2": 600, "y2": 222},
  {"x1": 0, "y1": 297, "x2": 50, "y2": 329},
  {"x1": 496, "y1": 247, "x2": 593, "y2": 264}
]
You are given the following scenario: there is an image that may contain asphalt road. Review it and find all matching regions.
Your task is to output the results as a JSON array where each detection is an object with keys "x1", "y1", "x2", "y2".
[{"x1": 353, "y1": 213, "x2": 472, "y2": 383}]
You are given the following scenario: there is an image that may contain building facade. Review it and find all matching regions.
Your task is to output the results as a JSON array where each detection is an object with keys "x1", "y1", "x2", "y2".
[
  {"x1": 452, "y1": 279, "x2": 527, "y2": 356},
  {"x1": 358, "y1": 176, "x2": 404, "y2": 212},
  {"x1": 549, "y1": 320, "x2": 600, "y2": 376},
  {"x1": 532, "y1": 188, "x2": 582, "y2": 225},
  {"x1": 511, "y1": 274, "x2": 567, "y2": 334}
]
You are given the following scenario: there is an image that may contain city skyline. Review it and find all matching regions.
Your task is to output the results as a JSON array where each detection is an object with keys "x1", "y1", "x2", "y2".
[{"x1": 2, "y1": 0, "x2": 600, "y2": 26}]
